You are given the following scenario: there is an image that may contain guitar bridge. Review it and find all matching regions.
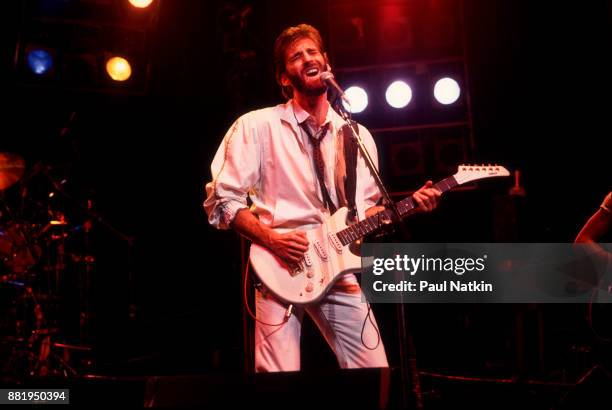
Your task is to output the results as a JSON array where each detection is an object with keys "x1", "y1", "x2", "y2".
[{"x1": 290, "y1": 262, "x2": 304, "y2": 277}]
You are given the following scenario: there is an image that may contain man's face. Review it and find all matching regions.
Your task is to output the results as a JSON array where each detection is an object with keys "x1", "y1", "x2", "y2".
[{"x1": 281, "y1": 37, "x2": 328, "y2": 98}]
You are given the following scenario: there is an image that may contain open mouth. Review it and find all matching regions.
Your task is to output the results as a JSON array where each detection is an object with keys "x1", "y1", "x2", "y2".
[{"x1": 305, "y1": 67, "x2": 320, "y2": 77}]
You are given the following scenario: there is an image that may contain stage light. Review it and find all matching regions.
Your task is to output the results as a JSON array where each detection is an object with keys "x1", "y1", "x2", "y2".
[
  {"x1": 105, "y1": 56, "x2": 132, "y2": 81},
  {"x1": 343, "y1": 86, "x2": 368, "y2": 114},
  {"x1": 27, "y1": 49, "x2": 54, "y2": 75},
  {"x1": 128, "y1": 0, "x2": 154, "y2": 9},
  {"x1": 434, "y1": 77, "x2": 461, "y2": 105},
  {"x1": 385, "y1": 80, "x2": 413, "y2": 108}
]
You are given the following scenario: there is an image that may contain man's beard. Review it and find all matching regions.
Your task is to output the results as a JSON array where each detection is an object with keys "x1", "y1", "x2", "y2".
[{"x1": 286, "y1": 69, "x2": 327, "y2": 97}]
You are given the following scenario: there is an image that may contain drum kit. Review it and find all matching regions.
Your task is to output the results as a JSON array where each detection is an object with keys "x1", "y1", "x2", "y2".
[{"x1": 1, "y1": 152, "x2": 95, "y2": 378}]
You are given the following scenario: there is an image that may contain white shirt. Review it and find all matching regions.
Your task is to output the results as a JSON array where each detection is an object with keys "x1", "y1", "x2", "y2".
[{"x1": 204, "y1": 100, "x2": 381, "y2": 232}]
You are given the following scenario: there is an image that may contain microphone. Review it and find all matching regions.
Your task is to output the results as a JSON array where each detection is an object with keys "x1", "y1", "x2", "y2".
[{"x1": 320, "y1": 71, "x2": 351, "y2": 108}]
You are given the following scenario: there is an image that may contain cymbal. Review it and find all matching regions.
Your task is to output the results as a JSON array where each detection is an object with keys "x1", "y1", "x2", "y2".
[{"x1": 0, "y1": 152, "x2": 26, "y2": 190}]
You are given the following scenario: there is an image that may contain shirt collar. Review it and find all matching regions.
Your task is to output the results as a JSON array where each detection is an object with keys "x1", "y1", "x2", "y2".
[{"x1": 291, "y1": 99, "x2": 333, "y2": 129}]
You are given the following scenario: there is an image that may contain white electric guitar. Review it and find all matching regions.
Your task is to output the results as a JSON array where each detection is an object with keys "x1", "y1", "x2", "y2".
[{"x1": 250, "y1": 164, "x2": 510, "y2": 305}]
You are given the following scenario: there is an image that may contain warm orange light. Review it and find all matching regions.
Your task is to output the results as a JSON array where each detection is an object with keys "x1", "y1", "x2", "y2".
[
  {"x1": 128, "y1": 0, "x2": 154, "y2": 8},
  {"x1": 106, "y1": 56, "x2": 132, "y2": 81}
]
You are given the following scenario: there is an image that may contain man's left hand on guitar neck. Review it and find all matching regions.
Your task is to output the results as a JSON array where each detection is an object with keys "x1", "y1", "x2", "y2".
[{"x1": 365, "y1": 180, "x2": 442, "y2": 218}]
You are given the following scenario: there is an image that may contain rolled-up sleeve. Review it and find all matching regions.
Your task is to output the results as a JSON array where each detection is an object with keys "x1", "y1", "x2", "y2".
[{"x1": 204, "y1": 115, "x2": 260, "y2": 229}]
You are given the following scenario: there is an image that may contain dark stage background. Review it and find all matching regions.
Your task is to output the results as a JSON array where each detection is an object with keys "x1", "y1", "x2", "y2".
[{"x1": 1, "y1": 0, "x2": 611, "y2": 385}]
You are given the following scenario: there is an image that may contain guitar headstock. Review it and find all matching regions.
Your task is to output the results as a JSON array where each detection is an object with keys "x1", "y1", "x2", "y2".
[{"x1": 453, "y1": 164, "x2": 510, "y2": 185}]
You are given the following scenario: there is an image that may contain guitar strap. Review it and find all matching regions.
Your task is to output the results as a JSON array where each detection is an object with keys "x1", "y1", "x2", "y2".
[{"x1": 335, "y1": 120, "x2": 359, "y2": 222}]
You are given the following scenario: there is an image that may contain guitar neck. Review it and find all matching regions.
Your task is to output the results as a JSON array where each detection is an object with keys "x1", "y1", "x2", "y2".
[{"x1": 335, "y1": 176, "x2": 458, "y2": 246}]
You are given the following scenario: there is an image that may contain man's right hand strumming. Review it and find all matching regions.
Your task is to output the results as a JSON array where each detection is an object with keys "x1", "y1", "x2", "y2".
[{"x1": 231, "y1": 208, "x2": 309, "y2": 269}]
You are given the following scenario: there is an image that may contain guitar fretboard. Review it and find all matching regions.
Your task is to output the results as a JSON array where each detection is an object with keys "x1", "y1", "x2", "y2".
[{"x1": 335, "y1": 176, "x2": 458, "y2": 246}]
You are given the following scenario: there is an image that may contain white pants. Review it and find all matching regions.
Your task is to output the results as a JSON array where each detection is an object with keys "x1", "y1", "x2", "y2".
[{"x1": 254, "y1": 274, "x2": 388, "y2": 372}]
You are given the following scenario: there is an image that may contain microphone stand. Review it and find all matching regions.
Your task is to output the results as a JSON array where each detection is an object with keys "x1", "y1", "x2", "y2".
[{"x1": 336, "y1": 105, "x2": 423, "y2": 410}]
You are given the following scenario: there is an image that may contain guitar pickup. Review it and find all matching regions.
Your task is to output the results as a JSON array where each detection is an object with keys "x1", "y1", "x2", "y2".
[
  {"x1": 313, "y1": 240, "x2": 328, "y2": 261},
  {"x1": 303, "y1": 251, "x2": 313, "y2": 267},
  {"x1": 328, "y1": 233, "x2": 343, "y2": 254}
]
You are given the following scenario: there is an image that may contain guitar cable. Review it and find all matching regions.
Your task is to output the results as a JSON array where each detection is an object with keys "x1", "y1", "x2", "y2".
[
  {"x1": 361, "y1": 302, "x2": 382, "y2": 350},
  {"x1": 358, "y1": 211, "x2": 389, "y2": 351},
  {"x1": 243, "y1": 260, "x2": 292, "y2": 327}
]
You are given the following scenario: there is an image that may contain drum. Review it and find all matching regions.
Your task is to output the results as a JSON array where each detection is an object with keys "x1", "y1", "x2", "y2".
[{"x1": 0, "y1": 221, "x2": 41, "y2": 277}]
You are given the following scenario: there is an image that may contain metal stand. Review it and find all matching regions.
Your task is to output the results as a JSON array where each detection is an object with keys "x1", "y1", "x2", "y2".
[{"x1": 338, "y1": 107, "x2": 424, "y2": 410}]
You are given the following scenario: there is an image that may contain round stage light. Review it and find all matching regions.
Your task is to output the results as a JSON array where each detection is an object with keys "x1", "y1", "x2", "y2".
[
  {"x1": 106, "y1": 56, "x2": 132, "y2": 81},
  {"x1": 385, "y1": 80, "x2": 413, "y2": 108},
  {"x1": 343, "y1": 86, "x2": 369, "y2": 114},
  {"x1": 27, "y1": 49, "x2": 53, "y2": 75},
  {"x1": 434, "y1": 77, "x2": 461, "y2": 105},
  {"x1": 128, "y1": 0, "x2": 154, "y2": 8}
]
